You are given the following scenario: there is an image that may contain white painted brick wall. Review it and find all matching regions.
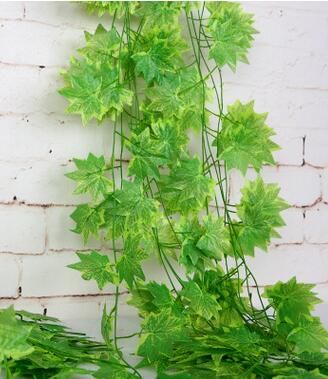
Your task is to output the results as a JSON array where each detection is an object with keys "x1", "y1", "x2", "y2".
[{"x1": 0, "y1": 1, "x2": 328, "y2": 339}]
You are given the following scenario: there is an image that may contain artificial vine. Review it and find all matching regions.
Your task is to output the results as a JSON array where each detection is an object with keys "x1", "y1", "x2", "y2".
[{"x1": 1, "y1": 2, "x2": 328, "y2": 378}]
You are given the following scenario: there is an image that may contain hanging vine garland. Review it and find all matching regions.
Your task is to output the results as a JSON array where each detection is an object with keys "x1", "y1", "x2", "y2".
[{"x1": 1, "y1": 2, "x2": 328, "y2": 378}]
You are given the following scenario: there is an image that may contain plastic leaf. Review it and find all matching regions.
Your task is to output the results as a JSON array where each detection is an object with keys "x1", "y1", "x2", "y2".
[
  {"x1": 236, "y1": 177, "x2": 288, "y2": 255},
  {"x1": 180, "y1": 281, "x2": 221, "y2": 320},
  {"x1": 264, "y1": 277, "x2": 322, "y2": 325},
  {"x1": 116, "y1": 247, "x2": 146, "y2": 288},
  {"x1": 207, "y1": 2, "x2": 257, "y2": 70},
  {"x1": 196, "y1": 215, "x2": 231, "y2": 260},
  {"x1": 59, "y1": 59, "x2": 132, "y2": 124},
  {"x1": 137, "y1": 309, "x2": 185, "y2": 364},
  {"x1": 158, "y1": 157, "x2": 215, "y2": 215},
  {"x1": 68, "y1": 251, "x2": 118, "y2": 290},
  {"x1": 85, "y1": 1, "x2": 139, "y2": 18},
  {"x1": 79, "y1": 25, "x2": 121, "y2": 63},
  {"x1": 0, "y1": 307, "x2": 34, "y2": 361},
  {"x1": 214, "y1": 100, "x2": 279, "y2": 175},
  {"x1": 287, "y1": 316, "x2": 328, "y2": 353},
  {"x1": 102, "y1": 180, "x2": 159, "y2": 240},
  {"x1": 71, "y1": 204, "x2": 104, "y2": 243},
  {"x1": 66, "y1": 153, "x2": 112, "y2": 200}
]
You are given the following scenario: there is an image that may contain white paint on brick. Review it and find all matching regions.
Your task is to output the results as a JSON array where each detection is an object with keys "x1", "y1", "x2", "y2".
[
  {"x1": 0, "y1": 20, "x2": 83, "y2": 66},
  {"x1": 0, "y1": 1, "x2": 24, "y2": 19},
  {"x1": 0, "y1": 205, "x2": 45, "y2": 254},
  {"x1": 0, "y1": 65, "x2": 65, "y2": 114},
  {"x1": 20, "y1": 252, "x2": 116, "y2": 297},
  {"x1": 273, "y1": 207, "x2": 304, "y2": 244},
  {"x1": 0, "y1": 113, "x2": 112, "y2": 161},
  {"x1": 304, "y1": 203, "x2": 328, "y2": 244},
  {"x1": 46, "y1": 206, "x2": 101, "y2": 251},
  {"x1": 322, "y1": 169, "x2": 328, "y2": 203},
  {"x1": 229, "y1": 166, "x2": 321, "y2": 207},
  {"x1": 0, "y1": 255, "x2": 20, "y2": 297},
  {"x1": 305, "y1": 129, "x2": 328, "y2": 167},
  {"x1": 262, "y1": 166, "x2": 321, "y2": 207},
  {"x1": 272, "y1": 128, "x2": 304, "y2": 166},
  {"x1": 247, "y1": 244, "x2": 328, "y2": 285}
]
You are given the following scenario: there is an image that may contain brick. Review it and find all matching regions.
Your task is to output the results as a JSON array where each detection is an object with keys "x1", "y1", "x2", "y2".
[
  {"x1": 46, "y1": 206, "x2": 101, "y2": 251},
  {"x1": 0, "y1": 2, "x2": 24, "y2": 19},
  {"x1": 246, "y1": 244, "x2": 328, "y2": 285},
  {"x1": 24, "y1": 2, "x2": 105, "y2": 31},
  {"x1": 273, "y1": 207, "x2": 304, "y2": 244},
  {"x1": 0, "y1": 65, "x2": 64, "y2": 114},
  {"x1": 0, "y1": 21, "x2": 83, "y2": 66},
  {"x1": 0, "y1": 254, "x2": 20, "y2": 297},
  {"x1": 0, "y1": 205, "x2": 45, "y2": 254},
  {"x1": 0, "y1": 160, "x2": 84, "y2": 205},
  {"x1": 304, "y1": 203, "x2": 328, "y2": 244},
  {"x1": 229, "y1": 166, "x2": 321, "y2": 207},
  {"x1": 322, "y1": 169, "x2": 328, "y2": 203},
  {"x1": 272, "y1": 128, "x2": 304, "y2": 166},
  {"x1": 21, "y1": 252, "x2": 116, "y2": 297},
  {"x1": 305, "y1": 130, "x2": 328, "y2": 167},
  {"x1": 0, "y1": 113, "x2": 112, "y2": 161},
  {"x1": 262, "y1": 166, "x2": 321, "y2": 207}
]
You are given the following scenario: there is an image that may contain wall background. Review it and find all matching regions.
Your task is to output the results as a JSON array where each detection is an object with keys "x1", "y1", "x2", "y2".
[{"x1": 0, "y1": 1, "x2": 328, "y2": 338}]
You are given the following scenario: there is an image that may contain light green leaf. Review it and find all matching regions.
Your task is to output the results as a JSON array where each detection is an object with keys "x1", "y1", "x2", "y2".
[
  {"x1": 180, "y1": 281, "x2": 221, "y2": 320},
  {"x1": 287, "y1": 316, "x2": 328, "y2": 353},
  {"x1": 85, "y1": 1, "x2": 139, "y2": 18},
  {"x1": 59, "y1": 59, "x2": 132, "y2": 124},
  {"x1": 68, "y1": 251, "x2": 118, "y2": 290},
  {"x1": 207, "y1": 2, "x2": 257, "y2": 70},
  {"x1": 71, "y1": 204, "x2": 104, "y2": 243},
  {"x1": 117, "y1": 249, "x2": 146, "y2": 288},
  {"x1": 137, "y1": 309, "x2": 186, "y2": 364},
  {"x1": 236, "y1": 176, "x2": 288, "y2": 255},
  {"x1": 158, "y1": 157, "x2": 215, "y2": 215},
  {"x1": 214, "y1": 100, "x2": 279, "y2": 175},
  {"x1": 66, "y1": 153, "x2": 112, "y2": 200},
  {"x1": 79, "y1": 24, "x2": 121, "y2": 63},
  {"x1": 0, "y1": 307, "x2": 34, "y2": 361},
  {"x1": 264, "y1": 277, "x2": 322, "y2": 325},
  {"x1": 196, "y1": 216, "x2": 230, "y2": 260}
]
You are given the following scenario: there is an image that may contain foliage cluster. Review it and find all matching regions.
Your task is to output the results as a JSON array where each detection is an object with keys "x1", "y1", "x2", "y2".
[{"x1": 1, "y1": 2, "x2": 328, "y2": 378}]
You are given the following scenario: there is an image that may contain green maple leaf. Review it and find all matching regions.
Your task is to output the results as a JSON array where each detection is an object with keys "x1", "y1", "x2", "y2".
[
  {"x1": 137, "y1": 2, "x2": 183, "y2": 30},
  {"x1": 137, "y1": 309, "x2": 186, "y2": 364},
  {"x1": 71, "y1": 204, "x2": 104, "y2": 243},
  {"x1": 79, "y1": 24, "x2": 121, "y2": 63},
  {"x1": 196, "y1": 216, "x2": 231, "y2": 260},
  {"x1": 236, "y1": 177, "x2": 288, "y2": 255},
  {"x1": 146, "y1": 67, "x2": 210, "y2": 131},
  {"x1": 94, "y1": 359, "x2": 138, "y2": 379},
  {"x1": 85, "y1": 1, "x2": 139, "y2": 18},
  {"x1": 68, "y1": 251, "x2": 118, "y2": 290},
  {"x1": 180, "y1": 281, "x2": 221, "y2": 320},
  {"x1": 132, "y1": 28, "x2": 185, "y2": 84},
  {"x1": 116, "y1": 242, "x2": 146, "y2": 288},
  {"x1": 127, "y1": 128, "x2": 166, "y2": 179},
  {"x1": 59, "y1": 59, "x2": 132, "y2": 125},
  {"x1": 102, "y1": 180, "x2": 159, "y2": 240},
  {"x1": 146, "y1": 282, "x2": 175, "y2": 310},
  {"x1": 287, "y1": 316, "x2": 328, "y2": 353},
  {"x1": 157, "y1": 157, "x2": 215, "y2": 215},
  {"x1": 273, "y1": 367, "x2": 327, "y2": 379},
  {"x1": 264, "y1": 277, "x2": 322, "y2": 325},
  {"x1": 127, "y1": 121, "x2": 187, "y2": 179},
  {"x1": 0, "y1": 307, "x2": 34, "y2": 361},
  {"x1": 214, "y1": 100, "x2": 279, "y2": 175},
  {"x1": 207, "y1": 2, "x2": 257, "y2": 70},
  {"x1": 59, "y1": 59, "x2": 105, "y2": 125},
  {"x1": 66, "y1": 153, "x2": 112, "y2": 200}
]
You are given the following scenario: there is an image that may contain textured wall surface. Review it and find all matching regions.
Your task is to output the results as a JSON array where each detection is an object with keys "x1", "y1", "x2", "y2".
[{"x1": 0, "y1": 1, "x2": 328, "y2": 338}]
